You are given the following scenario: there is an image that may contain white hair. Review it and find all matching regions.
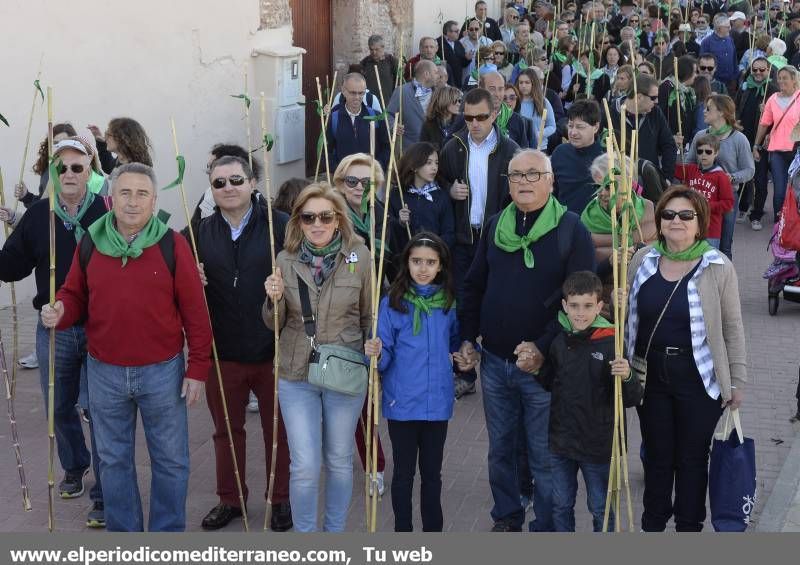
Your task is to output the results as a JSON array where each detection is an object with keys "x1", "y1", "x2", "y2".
[{"x1": 769, "y1": 38, "x2": 787, "y2": 57}]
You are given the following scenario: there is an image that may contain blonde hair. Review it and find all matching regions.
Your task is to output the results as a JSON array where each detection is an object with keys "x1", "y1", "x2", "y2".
[
  {"x1": 284, "y1": 183, "x2": 358, "y2": 253},
  {"x1": 332, "y1": 153, "x2": 386, "y2": 193}
]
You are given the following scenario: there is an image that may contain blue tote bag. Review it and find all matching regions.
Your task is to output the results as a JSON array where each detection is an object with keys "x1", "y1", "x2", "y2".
[{"x1": 709, "y1": 408, "x2": 757, "y2": 532}]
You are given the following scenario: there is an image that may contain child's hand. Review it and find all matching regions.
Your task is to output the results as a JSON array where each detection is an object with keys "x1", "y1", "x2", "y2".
[
  {"x1": 364, "y1": 338, "x2": 382, "y2": 358},
  {"x1": 453, "y1": 352, "x2": 475, "y2": 371},
  {"x1": 610, "y1": 357, "x2": 630, "y2": 378}
]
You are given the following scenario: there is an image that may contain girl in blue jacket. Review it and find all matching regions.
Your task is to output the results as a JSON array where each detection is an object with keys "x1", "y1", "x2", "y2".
[{"x1": 364, "y1": 232, "x2": 466, "y2": 532}]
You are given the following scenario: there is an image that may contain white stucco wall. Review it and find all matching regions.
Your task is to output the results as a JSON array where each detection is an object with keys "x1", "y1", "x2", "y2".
[
  {"x1": 0, "y1": 0, "x2": 296, "y2": 306},
  {"x1": 412, "y1": 0, "x2": 505, "y2": 51}
]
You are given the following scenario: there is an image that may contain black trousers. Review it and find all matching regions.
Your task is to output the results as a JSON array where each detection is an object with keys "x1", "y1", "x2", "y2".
[
  {"x1": 453, "y1": 240, "x2": 480, "y2": 384},
  {"x1": 387, "y1": 420, "x2": 448, "y2": 532},
  {"x1": 640, "y1": 350, "x2": 723, "y2": 532}
]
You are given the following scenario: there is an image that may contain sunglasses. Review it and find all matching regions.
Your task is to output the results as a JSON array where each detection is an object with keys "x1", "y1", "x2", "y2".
[
  {"x1": 57, "y1": 163, "x2": 86, "y2": 175},
  {"x1": 343, "y1": 176, "x2": 371, "y2": 189},
  {"x1": 469, "y1": 27, "x2": 481, "y2": 31},
  {"x1": 699, "y1": 65, "x2": 715, "y2": 71},
  {"x1": 494, "y1": 51, "x2": 506, "y2": 56},
  {"x1": 211, "y1": 175, "x2": 247, "y2": 189},
  {"x1": 660, "y1": 209, "x2": 698, "y2": 221},
  {"x1": 464, "y1": 113, "x2": 492, "y2": 122},
  {"x1": 299, "y1": 211, "x2": 337, "y2": 225},
  {"x1": 752, "y1": 67, "x2": 769, "y2": 72},
  {"x1": 697, "y1": 148, "x2": 715, "y2": 155},
  {"x1": 503, "y1": 94, "x2": 518, "y2": 100},
  {"x1": 565, "y1": 19, "x2": 575, "y2": 23}
]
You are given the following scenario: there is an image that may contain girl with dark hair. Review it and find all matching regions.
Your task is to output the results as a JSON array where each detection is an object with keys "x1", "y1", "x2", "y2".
[
  {"x1": 364, "y1": 232, "x2": 467, "y2": 532},
  {"x1": 389, "y1": 142, "x2": 455, "y2": 252},
  {"x1": 515, "y1": 69, "x2": 556, "y2": 150}
]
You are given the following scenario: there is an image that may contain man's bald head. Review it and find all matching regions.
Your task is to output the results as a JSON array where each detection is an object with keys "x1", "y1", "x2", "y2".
[{"x1": 415, "y1": 59, "x2": 437, "y2": 87}]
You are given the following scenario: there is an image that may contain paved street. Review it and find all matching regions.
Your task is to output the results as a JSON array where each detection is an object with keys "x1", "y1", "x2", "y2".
[{"x1": 0, "y1": 212, "x2": 798, "y2": 533}]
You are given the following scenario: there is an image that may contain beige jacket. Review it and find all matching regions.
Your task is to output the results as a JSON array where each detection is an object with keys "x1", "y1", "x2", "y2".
[
  {"x1": 263, "y1": 241, "x2": 373, "y2": 382},
  {"x1": 627, "y1": 246, "x2": 747, "y2": 401}
]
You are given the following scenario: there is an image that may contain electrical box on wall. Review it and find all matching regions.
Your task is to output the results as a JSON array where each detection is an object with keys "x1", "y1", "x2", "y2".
[{"x1": 275, "y1": 105, "x2": 305, "y2": 164}]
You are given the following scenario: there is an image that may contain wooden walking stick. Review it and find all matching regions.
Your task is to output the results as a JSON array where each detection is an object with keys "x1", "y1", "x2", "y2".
[
  {"x1": 46, "y1": 86, "x2": 56, "y2": 532},
  {"x1": 674, "y1": 57, "x2": 684, "y2": 163},
  {"x1": 537, "y1": 107, "x2": 549, "y2": 150},
  {"x1": 259, "y1": 93, "x2": 282, "y2": 532},
  {"x1": 316, "y1": 77, "x2": 333, "y2": 185},
  {"x1": 243, "y1": 65, "x2": 254, "y2": 171},
  {"x1": 0, "y1": 167, "x2": 32, "y2": 512},
  {"x1": 314, "y1": 72, "x2": 338, "y2": 182},
  {"x1": 169, "y1": 118, "x2": 250, "y2": 531}
]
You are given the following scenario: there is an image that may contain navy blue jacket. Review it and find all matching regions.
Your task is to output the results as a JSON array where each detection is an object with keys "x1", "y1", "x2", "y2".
[
  {"x1": 377, "y1": 294, "x2": 460, "y2": 421},
  {"x1": 459, "y1": 206, "x2": 596, "y2": 361},
  {"x1": 326, "y1": 102, "x2": 390, "y2": 174},
  {"x1": 387, "y1": 184, "x2": 455, "y2": 253}
]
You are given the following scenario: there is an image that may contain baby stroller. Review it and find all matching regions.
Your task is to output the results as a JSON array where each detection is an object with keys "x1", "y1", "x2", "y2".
[{"x1": 766, "y1": 157, "x2": 800, "y2": 315}]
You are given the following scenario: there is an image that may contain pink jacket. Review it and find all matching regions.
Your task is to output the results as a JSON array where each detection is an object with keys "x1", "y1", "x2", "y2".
[{"x1": 760, "y1": 91, "x2": 800, "y2": 152}]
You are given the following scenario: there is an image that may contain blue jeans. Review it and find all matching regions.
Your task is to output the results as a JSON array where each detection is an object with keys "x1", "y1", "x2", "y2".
[
  {"x1": 278, "y1": 379, "x2": 365, "y2": 532},
  {"x1": 480, "y1": 350, "x2": 553, "y2": 531},
  {"x1": 35, "y1": 321, "x2": 102, "y2": 501},
  {"x1": 551, "y1": 453, "x2": 612, "y2": 532},
  {"x1": 718, "y1": 188, "x2": 740, "y2": 260},
  {"x1": 88, "y1": 352, "x2": 189, "y2": 532},
  {"x1": 706, "y1": 238, "x2": 720, "y2": 249},
  {"x1": 770, "y1": 150, "x2": 794, "y2": 221}
]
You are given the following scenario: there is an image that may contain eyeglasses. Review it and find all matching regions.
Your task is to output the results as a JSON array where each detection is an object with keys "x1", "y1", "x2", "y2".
[
  {"x1": 505, "y1": 171, "x2": 552, "y2": 183},
  {"x1": 660, "y1": 209, "x2": 698, "y2": 221},
  {"x1": 629, "y1": 18, "x2": 639, "y2": 23},
  {"x1": 469, "y1": 27, "x2": 481, "y2": 31},
  {"x1": 299, "y1": 211, "x2": 338, "y2": 225},
  {"x1": 343, "y1": 176, "x2": 371, "y2": 189},
  {"x1": 211, "y1": 175, "x2": 248, "y2": 189},
  {"x1": 494, "y1": 51, "x2": 506, "y2": 56},
  {"x1": 464, "y1": 113, "x2": 492, "y2": 122},
  {"x1": 57, "y1": 163, "x2": 86, "y2": 175},
  {"x1": 509, "y1": 14, "x2": 520, "y2": 20},
  {"x1": 751, "y1": 66, "x2": 769, "y2": 73},
  {"x1": 699, "y1": 65, "x2": 715, "y2": 71},
  {"x1": 697, "y1": 148, "x2": 715, "y2": 155},
  {"x1": 565, "y1": 18, "x2": 575, "y2": 23}
]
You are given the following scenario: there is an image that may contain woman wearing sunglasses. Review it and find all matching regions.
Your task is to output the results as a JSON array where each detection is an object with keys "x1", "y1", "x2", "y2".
[
  {"x1": 627, "y1": 185, "x2": 746, "y2": 532},
  {"x1": 263, "y1": 182, "x2": 372, "y2": 532},
  {"x1": 421, "y1": 86, "x2": 465, "y2": 151}
]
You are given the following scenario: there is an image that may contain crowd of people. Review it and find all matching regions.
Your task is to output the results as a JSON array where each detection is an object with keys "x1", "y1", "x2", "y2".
[{"x1": 1, "y1": 0, "x2": 800, "y2": 534}]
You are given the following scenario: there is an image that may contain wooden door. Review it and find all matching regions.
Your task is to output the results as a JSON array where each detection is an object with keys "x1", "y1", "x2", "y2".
[{"x1": 291, "y1": 0, "x2": 332, "y2": 177}]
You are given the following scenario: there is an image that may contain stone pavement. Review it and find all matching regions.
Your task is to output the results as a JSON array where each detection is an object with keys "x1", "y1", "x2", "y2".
[{"x1": 0, "y1": 213, "x2": 798, "y2": 533}]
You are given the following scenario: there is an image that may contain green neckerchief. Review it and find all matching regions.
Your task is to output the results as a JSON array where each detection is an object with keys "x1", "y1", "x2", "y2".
[
  {"x1": 558, "y1": 310, "x2": 614, "y2": 334},
  {"x1": 653, "y1": 239, "x2": 712, "y2": 261},
  {"x1": 87, "y1": 211, "x2": 169, "y2": 266},
  {"x1": 708, "y1": 124, "x2": 733, "y2": 137},
  {"x1": 745, "y1": 74, "x2": 768, "y2": 97},
  {"x1": 553, "y1": 51, "x2": 568, "y2": 64},
  {"x1": 303, "y1": 233, "x2": 342, "y2": 257},
  {"x1": 48, "y1": 159, "x2": 97, "y2": 242},
  {"x1": 403, "y1": 287, "x2": 451, "y2": 335},
  {"x1": 87, "y1": 170, "x2": 106, "y2": 196},
  {"x1": 496, "y1": 103, "x2": 513, "y2": 136},
  {"x1": 494, "y1": 196, "x2": 566, "y2": 268},
  {"x1": 667, "y1": 80, "x2": 697, "y2": 111},
  {"x1": 348, "y1": 206, "x2": 389, "y2": 254},
  {"x1": 580, "y1": 195, "x2": 645, "y2": 235},
  {"x1": 767, "y1": 54, "x2": 788, "y2": 70}
]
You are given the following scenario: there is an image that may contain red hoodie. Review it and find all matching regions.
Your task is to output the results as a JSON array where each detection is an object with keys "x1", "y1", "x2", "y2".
[{"x1": 675, "y1": 163, "x2": 734, "y2": 238}]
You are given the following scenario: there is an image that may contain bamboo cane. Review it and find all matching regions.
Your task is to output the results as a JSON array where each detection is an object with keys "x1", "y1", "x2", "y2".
[
  {"x1": 316, "y1": 77, "x2": 333, "y2": 185},
  {"x1": 0, "y1": 167, "x2": 31, "y2": 512},
  {"x1": 46, "y1": 86, "x2": 56, "y2": 533},
  {"x1": 244, "y1": 65, "x2": 254, "y2": 172},
  {"x1": 259, "y1": 93, "x2": 282, "y2": 532},
  {"x1": 674, "y1": 57, "x2": 684, "y2": 163},
  {"x1": 169, "y1": 118, "x2": 249, "y2": 531},
  {"x1": 314, "y1": 72, "x2": 338, "y2": 182},
  {"x1": 1, "y1": 181, "x2": 18, "y2": 400},
  {"x1": 537, "y1": 108, "x2": 549, "y2": 150},
  {"x1": 372, "y1": 66, "x2": 411, "y2": 239},
  {"x1": 398, "y1": 32, "x2": 405, "y2": 154}
]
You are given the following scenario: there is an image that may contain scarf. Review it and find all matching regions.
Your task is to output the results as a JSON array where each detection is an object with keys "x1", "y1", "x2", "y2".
[
  {"x1": 494, "y1": 196, "x2": 566, "y2": 268},
  {"x1": 653, "y1": 239, "x2": 712, "y2": 261},
  {"x1": 553, "y1": 51, "x2": 568, "y2": 64},
  {"x1": 767, "y1": 54, "x2": 788, "y2": 70},
  {"x1": 298, "y1": 232, "x2": 342, "y2": 286},
  {"x1": 403, "y1": 284, "x2": 451, "y2": 335},
  {"x1": 348, "y1": 206, "x2": 389, "y2": 255},
  {"x1": 48, "y1": 160, "x2": 97, "y2": 242},
  {"x1": 557, "y1": 310, "x2": 614, "y2": 334},
  {"x1": 408, "y1": 182, "x2": 439, "y2": 202},
  {"x1": 580, "y1": 194, "x2": 645, "y2": 235},
  {"x1": 667, "y1": 79, "x2": 696, "y2": 111},
  {"x1": 496, "y1": 103, "x2": 513, "y2": 137},
  {"x1": 744, "y1": 74, "x2": 768, "y2": 98},
  {"x1": 87, "y1": 211, "x2": 168, "y2": 266},
  {"x1": 708, "y1": 124, "x2": 732, "y2": 137},
  {"x1": 413, "y1": 79, "x2": 432, "y2": 99}
]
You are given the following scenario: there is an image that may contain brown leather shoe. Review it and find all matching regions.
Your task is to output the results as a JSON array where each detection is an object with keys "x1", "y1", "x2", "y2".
[{"x1": 201, "y1": 503, "x2": 243, "y2": 530}]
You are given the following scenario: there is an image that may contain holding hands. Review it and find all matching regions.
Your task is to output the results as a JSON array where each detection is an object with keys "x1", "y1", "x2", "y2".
[{"x1": 514, "y1": 341, "x2": 543, "y2": 374}]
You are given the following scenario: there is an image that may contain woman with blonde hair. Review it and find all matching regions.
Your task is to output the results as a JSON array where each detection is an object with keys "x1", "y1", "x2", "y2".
[{"x1": 264, "y1": 182, "x2": 372, "y2": 532}]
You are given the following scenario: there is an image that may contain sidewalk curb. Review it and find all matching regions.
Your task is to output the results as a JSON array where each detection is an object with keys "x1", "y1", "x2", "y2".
[{"x1": 756, "y1": 429, "x2": 800, "y2": 532}]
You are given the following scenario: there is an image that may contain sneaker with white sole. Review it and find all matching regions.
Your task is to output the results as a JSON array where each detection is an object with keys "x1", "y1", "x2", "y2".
[
  {"x1": 736, "y1": 211, "x2": 747, "y2": 223},
  {"x1": 751, "y1": 219, "x2": 763, "y2": 231},
  {"x1": 368, "y1": 471, "x2": 385, "y2": 497},
  {"x1": 17, "y1": 352, "x2": 38, "y2": 369},
  {"x1": 246, "y1": 391, "x2": 259, "y2": 413}
]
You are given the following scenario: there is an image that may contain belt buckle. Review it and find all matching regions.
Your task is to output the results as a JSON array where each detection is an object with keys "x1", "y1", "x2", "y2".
[{"x1": 665, "y1": 346, "x2": 680, "y2": 356}]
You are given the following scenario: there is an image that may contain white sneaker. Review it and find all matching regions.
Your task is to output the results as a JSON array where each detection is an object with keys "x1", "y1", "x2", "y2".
[
  {"x1": 369, "y1": 471, "x2": 386, "y2": 497},
  {"x1": 246, "y1": 392, "x2": 259, "y2": 413},
  {"x1": 751, "y1": 219, "x2": 763, "y2": 231},
  {"x1": 736, "y1": 211, "x2": 747, "y2": 223},
  {"x1": 18, "y1": 352, "x2": 38, "y2": 369}
]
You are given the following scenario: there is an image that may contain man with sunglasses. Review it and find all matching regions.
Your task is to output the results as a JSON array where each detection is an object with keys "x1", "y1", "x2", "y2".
[
  {"x1": 326, "y1": 72, "x2": 390, "y2": 176},
  {"x1": 735, "y1": 56, "x2": 778, "y2": 230},
  {"x1": 0, "y1": 138, "x2": 107, "y2": 527},
  {"x1": 438, "y1": 20, "x2": 471, "y2": 88},
  {"x1": 439, "y1": 87, "x2": 520, "y2": 398},
  {"x1": 194, "y1": 155, "x2": 292, "y2": 531},
  {"x1": 697, "y1": 53, "x2": 729, "y2": 94},
  {"x1": 42, "y1": 163, "x2": 212, "y2": 531}
]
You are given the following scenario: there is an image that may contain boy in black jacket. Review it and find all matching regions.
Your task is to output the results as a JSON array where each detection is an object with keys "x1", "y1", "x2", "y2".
[{"x1": 539, "y1": 271, "x2": 643, "y2": 532}]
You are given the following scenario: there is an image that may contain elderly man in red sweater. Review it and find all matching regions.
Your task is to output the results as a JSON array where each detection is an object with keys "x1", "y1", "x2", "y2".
[{"x1": 42, "y1": 162, "x2": 212, "y2": 532}]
